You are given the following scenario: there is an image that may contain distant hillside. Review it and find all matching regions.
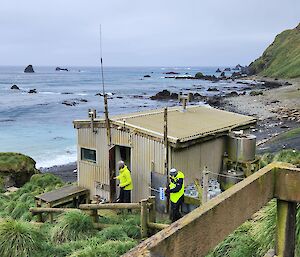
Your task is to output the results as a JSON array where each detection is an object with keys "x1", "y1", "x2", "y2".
[{"x1": 249, "y1": 23, "x2": 300, "y2": 78}]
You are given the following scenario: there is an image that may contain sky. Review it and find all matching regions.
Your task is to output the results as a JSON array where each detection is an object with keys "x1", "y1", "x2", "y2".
[{"x1": 0, "y1": 0, "x2": 299, "y2": 67}]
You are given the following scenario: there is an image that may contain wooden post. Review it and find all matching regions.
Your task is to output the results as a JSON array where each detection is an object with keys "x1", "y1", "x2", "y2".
[
  {"x1": 275, "y1": 199, "x2": 296, "y2": 257},
  {"x1": 104, "y1": 94, "x2": 111, "y2": 145},
  {"x1": 141, "y1": 199, "x2": 148, "y2": 238},
  {"x1": 148, "y1": 196, "x2": 156, "y2": 223},
  {"x1": 92, "y1": 209, "x2": 99, "y2": 223},
  {"x1": 35, "y1": 200, "x2": 43, "y2": 222},
  {"x1": 202, "y1": 167, "x2": 209, "y2": 204},
  {"x1": 46, "y1": 203, "x2": 54, "y2": 223}
]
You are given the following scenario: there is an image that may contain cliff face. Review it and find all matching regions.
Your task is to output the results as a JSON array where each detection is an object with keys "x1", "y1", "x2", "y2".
[{"x1": 249, "y1": 23, "x2": 300, "y2": 78}]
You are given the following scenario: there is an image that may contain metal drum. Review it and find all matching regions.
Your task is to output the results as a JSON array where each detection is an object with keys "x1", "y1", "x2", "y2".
[
  {"x1": 220, "y1": 170, "x2": 244, "y2": 191},
  {"x1": 228, "y1": 133, "x2": 256, "y2": 162}
]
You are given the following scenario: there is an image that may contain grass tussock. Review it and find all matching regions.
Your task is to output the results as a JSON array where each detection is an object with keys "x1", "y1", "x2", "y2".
[
  {"x1": 51, "y1": 210, "x2": 96, "y2": 243},
  {"x1": 0, "y1": 173, "x2": 64, "y2": 221},
  {"x1": 0, "y1": 219, "x2": 44, "y2": 257}
]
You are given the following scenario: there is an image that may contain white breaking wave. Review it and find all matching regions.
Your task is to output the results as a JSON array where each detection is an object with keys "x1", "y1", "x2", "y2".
[{"x1": 36, "y1": 153, "x2": 77, "y2": 168}]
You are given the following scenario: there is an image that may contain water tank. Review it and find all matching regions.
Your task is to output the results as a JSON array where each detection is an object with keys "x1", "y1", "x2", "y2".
[
  {"x1": 220, "y1": 170, "x2": 244, "y2": 191},
  {"x1": 228, "y1": 133, "x2": 256, "y2": 162}
]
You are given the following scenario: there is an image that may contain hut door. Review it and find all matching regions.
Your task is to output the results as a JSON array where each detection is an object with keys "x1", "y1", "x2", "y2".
[{"x1": 109, "y1": 146, "x2": 116, "y2": 202}]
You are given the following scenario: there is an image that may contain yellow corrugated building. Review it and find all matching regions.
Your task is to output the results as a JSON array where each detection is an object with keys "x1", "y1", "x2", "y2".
[{"x1": 73, "y1": 105, "x2": 256, "y2": 203}]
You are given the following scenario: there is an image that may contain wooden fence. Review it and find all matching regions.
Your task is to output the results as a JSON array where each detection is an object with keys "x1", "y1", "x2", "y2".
[{"x1": 30, "y1": 196, "x2": 168, "y2": 238}]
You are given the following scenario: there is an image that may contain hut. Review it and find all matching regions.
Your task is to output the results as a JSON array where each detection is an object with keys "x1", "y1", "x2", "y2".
[{"x1": 73, "y1": 105, "x2": 256, "y2": 204}]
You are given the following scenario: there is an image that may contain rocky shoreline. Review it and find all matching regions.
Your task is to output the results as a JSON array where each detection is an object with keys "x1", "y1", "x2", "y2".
[{"x1": 41, "y1": 76, "x2": 300, "y2": 182}]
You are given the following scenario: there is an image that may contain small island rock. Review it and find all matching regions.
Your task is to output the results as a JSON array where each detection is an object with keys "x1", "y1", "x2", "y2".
[
  {"x1": 11, "y1": 85, "x2": 20, "y2": 90},
  {"x1": 28, "y1": 89, "x2": 37, "y2": 94},
  {"x1": 24, "y1": 65, "x2": 35, "y2": 73}
]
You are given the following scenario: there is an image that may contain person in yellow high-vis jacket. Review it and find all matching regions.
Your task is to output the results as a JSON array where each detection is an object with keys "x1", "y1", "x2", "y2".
[
  {"x1": 114, "y1": 161, "x2": 133, "y2": 204},
  {"x1": 165, "y1": 168, "x2": 184, "y2": 222}
]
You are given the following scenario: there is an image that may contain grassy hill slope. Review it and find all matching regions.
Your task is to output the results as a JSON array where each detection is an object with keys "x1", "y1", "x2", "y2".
[{"x1": 249, "y1": 23, "x2": 300, "y2": 78}]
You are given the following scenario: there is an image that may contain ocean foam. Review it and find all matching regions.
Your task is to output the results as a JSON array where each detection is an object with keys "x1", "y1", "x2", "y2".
[{"x1": 36, "y1": 152, "x2": 77, "y2": 168}]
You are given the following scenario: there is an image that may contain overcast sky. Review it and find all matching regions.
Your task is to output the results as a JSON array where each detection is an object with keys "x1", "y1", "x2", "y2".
[{"x1": 0, "y1": 0, "x2": 299, "y2": 67}]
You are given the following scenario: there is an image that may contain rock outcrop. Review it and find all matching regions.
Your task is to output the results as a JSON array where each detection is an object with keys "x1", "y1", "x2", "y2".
[
  {"x1": 24, "y1": 65, "x2": 35, "y2": 73},
  {"x1": 56, "y1": 67, "x2": 69, "y2": 71},
  {"x1": 0, "y1": 152, "x2": 39, "y2": 188},
  {"x1": 28, "y1": 89, "x2": 37, "y2": 94},
  {"x1": 11, "y1": 85, "x2": 20, "y2": 90}
]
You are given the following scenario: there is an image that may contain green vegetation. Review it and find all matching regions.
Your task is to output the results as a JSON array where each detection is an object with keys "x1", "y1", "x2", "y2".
[
  {"x1": 195, "y1": 72, "x2": 204, "y2": 79},
  {"x1": 0, "y1": 152, "x2": 38, "y2": 174},
  {"x1": 208, "y1": 149, "x2": 300, "y2": 257},
  {"x1": 249, "y1": 23, "x2": 300, "y2": 78},
  {"x1": 0, "y1": 219, "x2": 44, "y2": 257},
  {"x1": 260, "y1": 149, "x2": 300, "y2": 167},
  {"x1": 0, "y1": 173, "x2": 141, "y2": 256},
  {"x1": 51, "y1": 210, "x2": 96, "y2": 243},
  {"x1": 0, "y1": 173, "x2": 64, "y2": 221}
]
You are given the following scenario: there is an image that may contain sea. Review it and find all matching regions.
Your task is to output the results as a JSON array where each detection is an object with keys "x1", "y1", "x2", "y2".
[{"x1": 0, "y1": 66, "x2": 249, "y2": 168}]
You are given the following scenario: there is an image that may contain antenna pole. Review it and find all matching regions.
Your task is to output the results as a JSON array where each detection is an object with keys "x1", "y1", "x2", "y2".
[
  {"x1": 100, "y1": 25, "x2": 105, "y2": 97},
  {"x1": 99, "y1": 25, "x2": 111, "y2": 145}
]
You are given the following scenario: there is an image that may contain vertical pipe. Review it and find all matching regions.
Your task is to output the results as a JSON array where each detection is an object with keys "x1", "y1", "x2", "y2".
[
  {"x1": 164, "y1": 108, "x2": 170, "y2": 214},
  {"x1": 164, "y1": 107, "x2": 169, "y2": 179},
  {"x1": 202, "y1": 167, "x2": 209, "y2": 204},
  {"x1": 276, "y1": 199, "x2": 296, "y2": 257}
]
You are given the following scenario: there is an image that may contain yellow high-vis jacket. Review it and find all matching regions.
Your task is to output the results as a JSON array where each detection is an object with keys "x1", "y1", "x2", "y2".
[{"x1": 116, "y1": 165, "x2": 133, "y2": 190}]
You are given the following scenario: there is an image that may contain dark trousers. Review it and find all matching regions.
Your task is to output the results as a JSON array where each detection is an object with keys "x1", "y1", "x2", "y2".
[
  {"x1": 170, "y1": 195, "x2": 183, "y2": 222},
  {"x1": 118, "y1": 187, "x2": 131, "y2": 203},
  {"x1": 118, "y1": 188, "x2": 132, "y2": 213}
]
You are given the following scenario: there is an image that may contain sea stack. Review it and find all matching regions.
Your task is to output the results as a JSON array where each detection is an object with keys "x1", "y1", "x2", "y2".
[{"x1": 24, "y1": 65, "x2": 35, "y2": 73}]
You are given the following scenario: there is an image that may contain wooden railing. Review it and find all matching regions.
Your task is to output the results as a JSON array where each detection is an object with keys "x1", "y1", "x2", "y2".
[
  {"x1": 30, "y1": 196, "x2": 168, "y2": 238},
  {"x1": 123, "y1": 162, "x2": 300, "y2": 257}
]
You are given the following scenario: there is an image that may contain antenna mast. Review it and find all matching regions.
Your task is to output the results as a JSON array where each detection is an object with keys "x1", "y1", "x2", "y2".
[
  {"x1": 99, "y1": 25, "x2": 111, "y2": 145},
  {"x1": 100, "y1": 25, "x2": 105, "y2": 97}
]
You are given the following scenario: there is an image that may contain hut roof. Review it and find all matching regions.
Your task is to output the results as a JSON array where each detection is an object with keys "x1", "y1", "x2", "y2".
[{"x1": 74, "y1": 106, "x2": 256, "y2": 145}]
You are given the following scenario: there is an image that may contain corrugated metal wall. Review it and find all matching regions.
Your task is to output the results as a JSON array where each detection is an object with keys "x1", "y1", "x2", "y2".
[
  {"x1": 130, "y1": 134, "x2": 165, "y2": 202},
  {"x1": 171, "y1": 137, "x2": 226, "y2": 185},
  {"x1": 77, "y1": 125, "x2": 226, "y2": 202},
  {"x1": 77, "y1": 128, "x2": 110, "y2": 200}
]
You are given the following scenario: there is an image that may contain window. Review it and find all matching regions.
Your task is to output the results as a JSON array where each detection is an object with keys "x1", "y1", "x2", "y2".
[{"x1": 81, "y1": 148, "x2": 96, "y2": 163}]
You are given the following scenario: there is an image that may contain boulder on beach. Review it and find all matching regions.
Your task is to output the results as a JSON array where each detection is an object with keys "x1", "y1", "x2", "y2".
[
  {"x1": 144, "y1": 75, "x2": 151, "y2": 78},
  {"x1": 11, "y1": 85, "x2": 20, "y2": 90},
  {"x1": 206, "y1": 96, "x2": 223, "y2": 107},
  {"x1": 62, "y1": 100, "x2": 78, "y2": 106},
  {"x1": 56, "y1": 67, "x2": 69, "y2": 72},
  {"x1": 24, "y1": 65, "x2": 34, "y2": 73},
  {"x1": 0, "y1": 152, "x2": 39, "y2": 188},
  {"x1": 250, "y1": 90, "x2": 263, "y2": 96},
  {"x1": 231, "y1": 72, "x2": 242, "y2": 78},
  {"x1": 150, "y1": 90, "x2": 171, "y2": 100},
  {"x1": 207, "y1": 87, "x2": 219, "y2": 92},
  {"x1": 195, "y1": 72, "x2": 204, "y2": 79},
  {"x1": 220, "y1": 71, "x2": 225, "y2": 78},
  {"x1": 28, "y1": 89, "x2": 37, "y2": 94},
  {"x1": 216, "y1": 68, "x2": 221, "y2": 72},
  {"x1": 164, "y1": 71, "x2": 180, "y2": 75},
  {"x1": 226, "y1": 91, "x2": 239, "y2": 97}
]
